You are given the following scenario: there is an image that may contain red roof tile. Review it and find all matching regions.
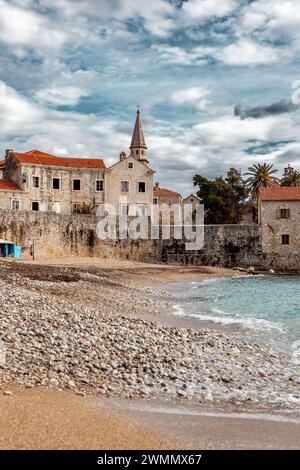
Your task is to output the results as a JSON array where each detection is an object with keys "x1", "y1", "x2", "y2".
[
  {"x1": 259, "y1": 187, "x2": 300, "y2": 201},
  {"x1": 153, "y1": 186, "x2": 181, "y2": 198},
  {"x1": 0, "y1": 179, "x2": 20, "y2": 191},
  {"x1": 0, "y1": 159, "x2": 5, "y2": 167},
  {"x1": 12, "y1": 150, "x2": 106, "y2": 169}
]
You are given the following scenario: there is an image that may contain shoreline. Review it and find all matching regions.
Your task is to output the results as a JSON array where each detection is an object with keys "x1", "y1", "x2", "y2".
[{"x1": 0, "y1": 257, "x2": 300, "y2": 448}]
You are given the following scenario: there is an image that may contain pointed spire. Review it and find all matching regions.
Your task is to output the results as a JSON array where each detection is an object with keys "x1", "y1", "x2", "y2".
[{"x1": 130, "y1": 109, "x2": 148, "y2": 162}]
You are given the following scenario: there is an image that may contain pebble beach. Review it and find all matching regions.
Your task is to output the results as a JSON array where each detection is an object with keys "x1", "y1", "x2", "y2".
[{"x1": 0, "y1": 258, "x2": 299, "y2": 449}]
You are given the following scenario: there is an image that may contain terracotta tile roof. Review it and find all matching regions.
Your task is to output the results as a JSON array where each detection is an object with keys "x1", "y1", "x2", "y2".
[
  {"x1": 153, "y1": 186, "x2": 181, "y2": 198},
  {"x1": 259, "y1": 187, "x2": 300, "y2": 201},
  {"x1": 0, "y1": 179, "x2": 20, "y2": 191},
  {"x1": 12, "y1": 150, "x2": 106, "y2": 169},
  {"x1": 0, "y1": 159, "x2": 5, "y2": 167}
]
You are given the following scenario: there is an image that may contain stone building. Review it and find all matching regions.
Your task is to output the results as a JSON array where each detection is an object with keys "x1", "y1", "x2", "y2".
[
  {"x1": 182, "y1": 194, "x2": 201, "y2": 211},
  {"x1": 0, "y1": 111, "x2": 155, "y2": 215},
  {"x1": 153, "y1": 182, "x2": 181, "y2": 206},
  {"x1": 105, "y1": 110, "x2": 155, "y2": 216},
  {"x1": 258, "y1": 186, "x2": 300, "y2": 253}
]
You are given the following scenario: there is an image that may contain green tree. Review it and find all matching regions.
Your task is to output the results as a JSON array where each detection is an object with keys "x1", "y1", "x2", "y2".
[
  {"x1": 281, "y1": 169, "x2": 300, "y2": 187},
  {"x1": 193, "y1": 170, "x2": 248, "y2": 224},
  {"x1": 244, "y1": 163, "x2": 278, "y2": 202}
]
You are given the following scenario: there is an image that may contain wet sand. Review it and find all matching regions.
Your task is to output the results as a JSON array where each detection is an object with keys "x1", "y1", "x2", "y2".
[
  {"x1": 0, "y1": 386, "x2": 177, "y2": 450},
  {"x1": 1, "y1": 386, "x2": 299, "y2": 450},
  {"x1": 98, "y1": 398, "x2": 300, "y2": 450}
]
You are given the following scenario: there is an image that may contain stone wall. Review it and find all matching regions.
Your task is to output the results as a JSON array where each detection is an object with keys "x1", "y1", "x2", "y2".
[
  {"x1": 0, "y1": 210, "x2": 154, "y2": 260},
  {"x1": 1, "y1": 210, "x2": 300, "y2": 271},
  {"x1": 154, "y1": 224, "x2": 263, "y2": 268}
]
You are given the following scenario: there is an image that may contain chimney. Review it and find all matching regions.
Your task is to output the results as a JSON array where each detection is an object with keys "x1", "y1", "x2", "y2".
[
  {"x1": 5, "y1": 149, "x2": 13, "y2": 160},
  {"x1": 155, "y1": 182, "x2": 160, "y2": 189},
  {"x1": 119, "y1": 151, "x2": 126, "y2": 161}
]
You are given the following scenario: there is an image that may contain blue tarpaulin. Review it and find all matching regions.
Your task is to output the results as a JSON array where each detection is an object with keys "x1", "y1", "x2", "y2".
[{"x1": 0, "y1": 240, "x2": 22, "y2": 259}]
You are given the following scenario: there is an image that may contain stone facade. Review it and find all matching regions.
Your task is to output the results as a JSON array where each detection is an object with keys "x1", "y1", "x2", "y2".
[
  {"x1": 1, "y1": 151, "x2": 106, "y2": 213},
  {"x1": 182, "y1": 194, "x2": 201, "y2": 212},
  {"x1": 258, "y1": 187, "x2": 300, "y2": 254},
  {"x1": 0, "y1": 111, "x2": 156, "y2": 215},
  {"x1": 153, "y1": 182, "x2": 181, "y2": 206},
  {"x1": 105, "y1": 154, "x2": 155, "y2": 216}
]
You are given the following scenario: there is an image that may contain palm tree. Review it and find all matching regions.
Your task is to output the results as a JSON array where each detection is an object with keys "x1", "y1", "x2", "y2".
[
  {"x1": 281, "y1": 169, "x2": 300, "y2": 187},
  {"x1": 77, "y1": 202, "x2": 97, "y2": 214},
  {"x1": 244, "y1": 163, "x2": 279, "y2": 202}
]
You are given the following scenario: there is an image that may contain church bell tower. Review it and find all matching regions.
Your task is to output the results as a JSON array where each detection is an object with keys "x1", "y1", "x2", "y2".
[{"x1": 130, "y1": 108, "x2": 148, "y2": 163}]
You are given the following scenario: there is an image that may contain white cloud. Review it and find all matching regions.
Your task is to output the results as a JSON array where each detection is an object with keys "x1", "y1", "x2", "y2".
[
  {"x1": 154, "y1": 40, "x2": 282, "y2": 66},
  {"x1": 219, "y1": 38, "x2": 280, "y2": 66},
  {"x1": 0, "y1": 0, "x2": 67, "y2": 52},
  {"x1": 36, "y1": 86, "x2": 88, "y2": 106},
  {"x1": 182, "y1": 0, "x2": 237, "y2": 20},
  {"x1": 0, "y1": 81, "x2": 42, "y2": 134},
  {"x1": 239, "y1": 0, "x2": 300, "y2": 53},
  {"x1": 152, "y1": 45, "x2": 210, "y2": 65},
  {"x1": 171, "y1": 87, "x2": 209, "y2": 111},
  {"x1": 115, "y1": 0, "x2": 176, "y2": 37}
]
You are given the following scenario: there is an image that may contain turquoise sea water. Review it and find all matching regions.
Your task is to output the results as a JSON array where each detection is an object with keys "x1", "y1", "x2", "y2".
[{"x1": 172, "y1": 275, "x2": 300, "y2": 352}]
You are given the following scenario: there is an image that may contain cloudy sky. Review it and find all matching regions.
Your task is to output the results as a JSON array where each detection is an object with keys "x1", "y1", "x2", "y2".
[{"x1": 0, "y1": 0, "x2": 300, "y2": 195}]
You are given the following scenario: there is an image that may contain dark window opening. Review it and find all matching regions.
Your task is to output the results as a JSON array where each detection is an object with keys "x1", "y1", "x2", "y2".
[
  {"x1": 32, "y1": 176, "x2": 39, "y2": 188},
  {"x1": 73, "y1": 179, "x2": 81, "y2": 191},
  {"x1": 280, "y1": 208, "x2": 290, "y2": 219},
  {"x1": 96, "y1": 180, "x2": 104, "y2": 191},
  {"x1": 128, "y1": 162, "x2": 133, "y2": 169},
  {"x1": 32, "y1": 201, "x2": 39, "y2": 211},
  {"x1": 52, "y1": 178, "x2": 60, "y2": 189},
  {"x1": 282, "y1": 234, "x2": 290, "y2": 245},
  {"x1": 139, "y1": 182, "x2": 146, "y2": 193}
]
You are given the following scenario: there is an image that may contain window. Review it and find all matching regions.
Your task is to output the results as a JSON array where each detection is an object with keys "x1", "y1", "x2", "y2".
[
  {"x1": 96, "y1": 179, "x2": 104, "y2": 192},
  {"x1": 73, "y1": 179, "x2": 81, "y2": 191},
  {"x1": 153, "y1": 197, "x2": 158, "y2": 205},
  {"x1": 138, "y1": 181, "x2": 146, "y2": 193},
  {"x1": 280, "y1": 208, "x2": 290, "y2": 219},
  {"x1": 72, "y1": 203, "x2": 81, "y2": 213},
  {"x1": 136, "y1": 150, "x2": 138, "y2": 155},
  {"x1": 32, "y1": 176, "x2": 40, "y2": 188},
  {"x1": 52, "y1": 178, "x2": 60, "y2": 190},
  {"x1": 137, "y1": 204, "x2": 147, "y2": 216},
  {"x1": 121, "y1": 204, "x2": 129, "y2": 216},
  {"x1": 121, "y1": 181, "x2": 129, "y2": 192},
  {"x1": 11, "y1": 199, "x2": 20, "y2": 211},
  {"x1": 282, "y1": 234, "x2": 290, "y2": 245},
  {"x1": 32, "y1": 201, "x2": 39, "y2": 211},
  {"x1": 128, "y1": 162, "x2": 133, "y2": 169}
]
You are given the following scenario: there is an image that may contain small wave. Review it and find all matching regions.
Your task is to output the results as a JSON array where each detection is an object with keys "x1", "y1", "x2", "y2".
[
  {"x1": 172, "y1": 304, "x2": 284, "y2": 332},
  {"x1": 186, "y1": 313, "x2": 284, "y2": 332},
  {"x1": 173, "y1": 304, "x2": 186, "y2": 316}
]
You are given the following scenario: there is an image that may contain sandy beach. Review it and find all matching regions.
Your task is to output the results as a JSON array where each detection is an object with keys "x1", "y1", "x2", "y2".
[{"x1": 0, "y1": 257, "x2": 299, "y2": 449}]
